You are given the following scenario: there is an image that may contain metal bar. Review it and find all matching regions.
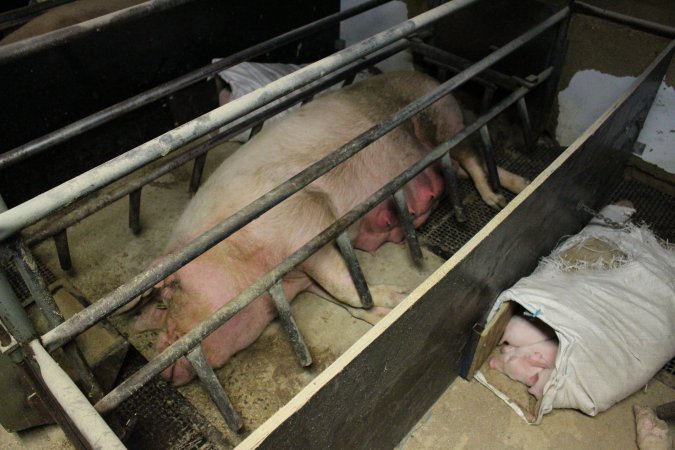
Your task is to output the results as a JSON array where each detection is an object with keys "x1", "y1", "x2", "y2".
[
  {"x1": 481, "y1": 85, "x2": 495, "y2": 113},
  {"x1": 479, "y1": 125, "x2": 501, "y2": 192},
  {"x1": 128, "y1": 189, "x2": 142, "y2": 235},
  {"x1": 23, "y1": 39, "x2": 410, "y2": 247},
  {"x1": 26, "y1": 339, "x2": 125, "y2": 449},
  {"x1": 189, "y1": 153, "x2": 208, "y2": 194},
  {"x1": 268, "y1": 282, "x2": 312, "y2": 367},
  {"x1": 335, "y1": 232, "x2": 373, "y2": 308},
  {"x1": 516, "y1": 97, "x2": 533, "y2": 148},
  {"x1": 186, "y1": 346, "x2": 243, "y2": 432},
  {"x1": 11, "y1": 241, "x2": 105, "y2": 400},
  {"x1": 0, "y1": 0, "x2": 486, "y2": 240},
  {"x1": 440, "y1": 153, "x2": 466, "y2": 223},
  {"x1": 94, "y1": 77, "x2": 547, "y2": 416},
  {"x1": 410, "y1": 40, "x2": 520, "y2": 90},
  {"x1": 40, "y1": 9, "x2": 566, "y2": 354},
  {"x1": 249, "y1": 122, "x2": 264, "y2": 139},
  {"x1": 0, "y1": 0, "x2": 74, "y2": 32},
  {"x1": 393, "y1": 190, "x2": 423, "y2": 267},
  {"x1": 573, "y1": 1, "x2": 675, "y2": 39},
  {"x1": 53, "y1": 230, "x2": 72, "y2": 271},
  {"x1": 0, "y1": 0, "x2": 394, "y2": 170}
]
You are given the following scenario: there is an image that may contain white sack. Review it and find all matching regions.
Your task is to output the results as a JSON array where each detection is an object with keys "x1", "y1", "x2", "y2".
[{"x1": 488, "y1": 204, "x2": 675, "y2": 421}]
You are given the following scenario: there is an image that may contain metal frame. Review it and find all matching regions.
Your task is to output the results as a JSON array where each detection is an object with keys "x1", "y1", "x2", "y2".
[{"x1": 0, "y1": 0, "x2": 573, "y2": 447}]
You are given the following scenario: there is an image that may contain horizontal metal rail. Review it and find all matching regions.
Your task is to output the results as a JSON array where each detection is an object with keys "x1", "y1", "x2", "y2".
[
  {"x1": 94, "y1": 71, "x2": 550, "y2": 415},
  {"x1": 573, "y1": 0, "x2": 675, "y2": 39},
  {"x1": 39, "y1": 6, "x2": 568, "y2": 355},
  {"x1": 0, "y1": 0, "x2": 392, "y2": 170},
  {"x1": 22, "y1": 39, "x2": 411, "y2": 247},
  {"x1": 0, "y1": 0, "x2": 74, "y2": 33},
  {"x1": 0, "y1": 0, "x2": 204, "y2": 61},
  {"x1": 0, "y1": 0, "x2": 483, "y2": 241}
]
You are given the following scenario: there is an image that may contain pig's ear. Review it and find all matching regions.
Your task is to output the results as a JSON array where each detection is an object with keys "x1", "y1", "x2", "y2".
[
  {"x1": 526, "y1": 372, "x2": 540, "y2": 387},
  {"x1": 132, "y1": 302, "x2": 169, "y2": 332}
]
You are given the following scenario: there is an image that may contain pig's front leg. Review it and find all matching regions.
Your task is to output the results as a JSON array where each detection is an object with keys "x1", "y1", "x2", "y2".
[{"x1": 301, "y1": 243, "x2": 407, "y2": 323}]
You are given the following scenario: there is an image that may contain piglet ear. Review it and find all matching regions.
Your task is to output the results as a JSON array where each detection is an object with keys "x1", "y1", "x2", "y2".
[{"x1": 376, "y1": 207, "x2": 396, "y2": 229}]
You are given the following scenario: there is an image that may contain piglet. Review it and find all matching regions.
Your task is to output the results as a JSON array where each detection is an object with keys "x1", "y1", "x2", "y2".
[
  {"x1": 500, "y1": 315, "x2": 556, "y2": 347},
  {"x1": 489, "y1": 339, "x2": 558, "y2": 399}
]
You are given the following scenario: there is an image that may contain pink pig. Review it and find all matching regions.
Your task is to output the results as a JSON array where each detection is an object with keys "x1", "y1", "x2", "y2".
[{"x1": 131, "y1": 72, "x2": 529, "y2": 386}]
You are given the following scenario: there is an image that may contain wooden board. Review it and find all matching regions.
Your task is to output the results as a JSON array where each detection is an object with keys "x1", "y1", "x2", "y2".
[{"x1": 238, "y1": 39, "x2": 675, "y2": 450}]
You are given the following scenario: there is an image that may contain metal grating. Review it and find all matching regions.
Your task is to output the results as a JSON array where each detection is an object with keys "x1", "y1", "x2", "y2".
[
  {"x1": 115, "y1": 348, "x2": 232, "y2": 450},
  {"x1": 1, "y1": 255, "x2": 58, "y2": 305},
  {"x1": 419, "y1": 140, "x2": 563, "y2": 258}
]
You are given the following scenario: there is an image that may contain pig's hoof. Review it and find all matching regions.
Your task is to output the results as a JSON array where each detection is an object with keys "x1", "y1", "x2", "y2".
[
  {"x1": 347, "y1": 306, "x2": 392, "y2": 325},
  {"x1": 634, "y1": 405, "x2": 671, "y2": 450},
  {"x1": 483, "y1": 192, "x2": 507, "y2": 210},
  {"x1": 370, "y1": 285, "x2": 408, "y2": 308}
]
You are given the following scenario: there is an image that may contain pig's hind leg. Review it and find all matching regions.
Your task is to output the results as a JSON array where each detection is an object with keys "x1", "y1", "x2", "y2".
[{"x1": 302, "y1": 244, "x2": 407, "y2": 324}]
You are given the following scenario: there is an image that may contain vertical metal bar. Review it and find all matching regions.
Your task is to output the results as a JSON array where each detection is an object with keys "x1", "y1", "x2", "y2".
[
  {"x1": 53, "y1": 230, "x2": 72, "y2": 271},
  {"x1": 392, "y1": 190, "x2": 423, "y2": 267},
  {"x1": 301, "y1": 95, "x2": 315, "y2": 105},
  {"x1": 26, "y1": 340, "x2": 125, "y2": 449},
  {"x1": 516, "y1": 97, "x2": 534, "y2": 148},
  {"x1": 342, "y1": 72, "x2": 357, "y2": 87},
  {"x1": 481, "y1": 85, "x2": 495, "y2": 113},
  {"x1": 186, "y1": 346, "x2": 243, "y2": 432},
  {"x1": 189, "y1": 153, "x2": 208, "y2": 194},
  {"x1": 13, "y1": 242, "x2": 104, "y2": 400},
  {"x1": 440, "y1": 153, "x2": 467, "y2": 223},
  {"x1": 128, "y1": 188, "x2": 142, "y2": 235},
  {"x1": 268, "y1": 282, "x2": 312, "y2": 367},
  {"x1": 335, "y1": 232, "x2": 373, "y2": 308},
  {"x1": 249, "y1": 122, "x2": 264, "y2": 139},
  {"x1": 479, "y1": 125, "x2": 501, "y2": 192}
]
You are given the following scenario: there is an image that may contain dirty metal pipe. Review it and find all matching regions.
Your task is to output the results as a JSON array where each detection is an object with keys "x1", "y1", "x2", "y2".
[
  {"x1": 573, "y1": 1, "x2": 675, "y2": 39},
  {"x1": 26, "y1": 339, "x2": 125, "y2": 449},
  {"x1": 94, "y1": 79, "x2": 546, "y2": 415},
  {"x1": 440, "y1": 153, "x2": 466, "y2": 223},
  {"x1": 23, "y1": 39, "x2": 410, "y2": 248},
  {"x1": 516, "y1": 97, "x2": 534, "y2": 148},
  {"x1": 53, "y1": 230, "x2": 72, "y2": 272},
  {"x1": 0, "y1": 0, "x2": 394, "y2": 170},
  {"x1": 128, "y1": 189, "x2": 142, "y2": 235},
  {"x1": 393, "y1": 189, "x2": 424, "y2": 267},
  {"x1": 40, "y1": 10, "x2": 565, "y2": 354},
  {"x1": 268, "y1": 282, "x2": 313, "y2": 367},
  {"x1": 335, "y1": 231, "x2": 373, "y2": 308},
  {"x1": 188, "y1": 153, "x2": 208, "y2": 194},
  {"x1": 479, "y1": 126, "x2": 501, "y2": 192},
  {"x1": 11, "y1": 241, "x2": 105, "y2": 400},
  {"x1": 187, "y1": 346, "x2": 243, "y2": 432},
  {"x1": 0, "y1": 0, "x2": 486, "y2": 241}
]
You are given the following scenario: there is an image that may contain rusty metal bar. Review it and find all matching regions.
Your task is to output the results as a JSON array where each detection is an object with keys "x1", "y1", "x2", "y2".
[{"x1": 573, "y1": 1, "x2": 675, "y2": 39}]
